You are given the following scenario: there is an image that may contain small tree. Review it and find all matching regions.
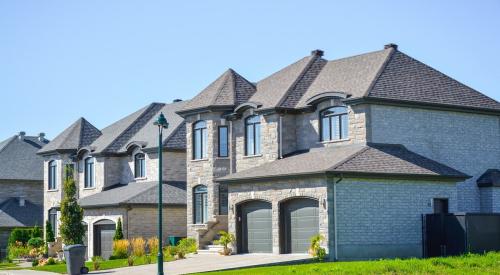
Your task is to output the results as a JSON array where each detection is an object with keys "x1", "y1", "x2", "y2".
[
  {"x1": 59, "y1": 166, "x2": 85, "y2": 245},
  {"x1": 32, "y1": 225, "x2": 42, "y2": 238},
  {"x1": 45, "y1": 220, "x2": 55, "y2": 242},
  {"x1": 114, "y1": 218, "x2": 124, "y2": 240}
]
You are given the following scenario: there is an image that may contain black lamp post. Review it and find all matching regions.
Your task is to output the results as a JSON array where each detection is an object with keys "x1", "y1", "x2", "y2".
[{"x1": 154, "y1": 112, "x2": 168, "y2": 275}]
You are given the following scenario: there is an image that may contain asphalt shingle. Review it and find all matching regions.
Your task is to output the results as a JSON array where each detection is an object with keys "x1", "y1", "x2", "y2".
[
  {"x1": 0, "y1": 135, "x2": 49, "y2": 181},
  {"x1": 0, "y1": 198, "x2": 43, "y2": 227}
]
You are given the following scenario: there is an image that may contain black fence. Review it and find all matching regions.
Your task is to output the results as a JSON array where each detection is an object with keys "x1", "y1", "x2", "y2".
[{"x1": 423, "y1": 213, "x2": 500, "y2": 257}]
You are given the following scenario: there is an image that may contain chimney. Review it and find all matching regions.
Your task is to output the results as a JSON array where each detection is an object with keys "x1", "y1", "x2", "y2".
[
  {"x1": 18, "y1": 131, "x2": 26, "y2": 140},
  {"x1": 311, "y1": 49, "x2": 324, "y2": 57},
  {"x1": 173, "y1": 99, "x2": 183, "y2": 103},
  {"x1": 19, "y1": 197, "x2": 25, "y2": 207},
  {"x1": 38, "y1": 132, "x2": 46, "y2": 142},
  {"x1": 384, "y1": 43, "x2": 398, "y2": 50}
]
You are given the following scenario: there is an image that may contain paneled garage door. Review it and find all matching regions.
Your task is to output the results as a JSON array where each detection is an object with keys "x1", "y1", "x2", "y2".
[
  {"x1": 238, "y1": 200, "x2": 272, "y2": 253},
  {"x1": 281, "y1": 198, "x2": 319, "y2": 253}
]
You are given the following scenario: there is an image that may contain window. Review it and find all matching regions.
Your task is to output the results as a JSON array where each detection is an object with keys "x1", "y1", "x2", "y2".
[
  {"x1": 193, "y1": 185, "x2": 208, "y2": 224},
  {"x1": 48, "y1": 161, "x2": 57, "y2": 190},
  {"x1": 84, "y1": 157, "x2": 95, "y2": 188},
  {"x1": 219, "y1": 184, "x2": 228, "y2": 215},
  {"x1": 320, "y1": 106, "x2": 349, "y2": 141},
  {"x1": 48, "y1": 208, "x2": 57, "y2": 236},
  {"x1": 245, "y1": 115, "x2": 261, "y2": 156},
  {"x1": 193, "y1": 121, "x2": 207, "y2": 159},
  {"x1": 433, "y1": 198, "x2": 449, "y2": 214},
  {"x1": 218, "y1": 126, "x2": 229, "y2": 157},
  {"x1": 134, "y1": 153, "x2": 146, "y2": 178}
]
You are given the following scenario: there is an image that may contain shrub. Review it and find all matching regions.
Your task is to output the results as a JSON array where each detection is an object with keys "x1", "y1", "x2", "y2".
[
  {"x1": 46, "y1": 257, "x2": 56, "y2": 265},
  {"x1": 32, "y1": 259, "x2": 39, "y2": 267},
  {"x1": 8, "y1": 228, "x2": 33, "y2": 245},
  {"x1": 177, "y1": 238, "x2": 197, "y2": 254},
  {"x1": 31, "y1": 226, "x2": 42, "y2": 239},
  {"x1": 145, "y1": 255, "x2": 152, "y2": 264},
  {"x1": 28, "y1": 237, "x2": 44, "y2": 248},
  {"x1": 309, "y1": 234, "x2": 326, "y2": 261},
  {"x1": 164, "y1": 245, "x2": 177, "y2": 257},
  {"x1": 147, "y1": 237, "x2": 159, "y2": 256},
  {"x1": 59, "y1": 165, "x2": 85, "y2": 245},
  {"x1": 112, "y1": 239, "x2": 129, "y2": 259},
  {"x1": 213, "y1": 231, "x2": 235, "y2": 256},
  {"x1": 131, "y1": 237, "x2": 146, "y2": 257},
  {"x1": 91, "y1": 256, "x2": 103, "y2": 270},
  {"x1": 45, "y1": 220, "x2": 55, "y2": 242},
  {"x1": 7, "y1": 244, "x2": 30, "y2": 259},
  {"x1": 114, "y1": 218, "x2": 124, "y2": 240},
  {"x1": 127, "y1": 256, "x2": 135, "y2": 266}
]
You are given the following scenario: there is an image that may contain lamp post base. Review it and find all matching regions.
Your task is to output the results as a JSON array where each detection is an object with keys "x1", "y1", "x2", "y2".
[{"x1": 158, "y1": 252, "x2": 164, "y2": 275}]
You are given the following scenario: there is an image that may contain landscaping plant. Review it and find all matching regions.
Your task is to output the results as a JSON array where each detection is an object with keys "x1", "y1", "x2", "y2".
[
  {"x1": 113, "y1": 218, "x2": 124, "y2": 240},
  {"x1": 7, "y1": 228, "x2": 33, "y2": 245},
  {"x1": 127, "y1": 255, "x2": 135, "y2": 266},
  {"x1": 177, "y1": 237, "x2": 198, "y2": 254},
  {"x1": 213, "y1": 231, "x2": 235, "y2": 256},
  {"x1": 91, "y1": 256, "x2": 103, "y2": 270},
  {"x1": 31, "y1": 226, "x2": 42, "y2": 239},
  {"x1": 309, "y1": 234, "x2": 326, "y2": 261},
  {"x1": 27, "y1": 237, "x2": 44, "y2": 248},
  {"x1": 111, "y1": 239, "x2": 129, "y2": 259},
  {"x1": 147, "y1": 236, "x2": 159, "y2": 256},
  {"x1": 45, "y1": 220, "x2": 55, "y2": 242},
  {"x1": 59, "y1": 166, "x2": 85, "y2": 245},
  {"x1": 131, "y1": 237, "x2": 146, "y2": 257}
]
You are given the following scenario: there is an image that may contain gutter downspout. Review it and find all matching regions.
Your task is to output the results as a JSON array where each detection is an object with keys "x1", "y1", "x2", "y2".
[
  {"x1": 229, "y1": 120, "x2": 234, "y2": 173},
  {"x1": 334, "y1": 174, "x2": 343, "y2": 261},
  {"x1": 278, "y1": 115, "x2": 283, "y2": 159}
]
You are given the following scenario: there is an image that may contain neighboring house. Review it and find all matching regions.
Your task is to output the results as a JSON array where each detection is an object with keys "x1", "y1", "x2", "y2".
[
  {"x1": 176, "y1": 44, "x2": 500, "y2": 260},
  {"x1": 38, "y1": 101, "x2": 188, "y2": 259},
  {"x1": 0, "y1": 132, "x2": 48, "y2": 258}
]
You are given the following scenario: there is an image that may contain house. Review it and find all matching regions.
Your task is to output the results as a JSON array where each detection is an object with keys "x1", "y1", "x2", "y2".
[
  {"x1": 38, "y1": 101, "x2": 188, "y2": 259},
  {"x1": 0, "y1": 132, "x2": 48, "y2": 258},
  {"x1": 175, "y1": 44, "x2": 500, "y2": 260}
]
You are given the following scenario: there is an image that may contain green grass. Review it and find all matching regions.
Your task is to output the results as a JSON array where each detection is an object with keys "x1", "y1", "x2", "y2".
[
  {"x1": 32, "y1": 254, "x2": 175, "y2": 274},
  {"x1": 199, "y1": 252, "x2": 500, "y2": 275},
  {"x1": 0, "y1": 262, "x2": 18, "y2": 269}
]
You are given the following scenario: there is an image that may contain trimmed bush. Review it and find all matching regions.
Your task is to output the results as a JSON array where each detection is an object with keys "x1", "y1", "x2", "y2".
[
  {"x1": 114, "y1": 218, "x2": 124, "y2": 240},
  {"x1": 45, "y1": 220, "x2": 55, "y2": 242},
  {"x1": 177, "y1": 238, "x2": 197, "y2": 254},
  {"x1": 31, "y1": 226, "x2": 42, "y2": 239},
  {"x1": 27, "y1": 237, "x2": 44, "y2": 248},
  {"x1": 8, "y1": 228, "x2": 33, "y2": 245}
]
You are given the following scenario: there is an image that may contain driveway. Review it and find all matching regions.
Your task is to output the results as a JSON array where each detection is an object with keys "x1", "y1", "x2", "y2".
[{"x1": 103, "y1": 253, "x2": 310, "y2": 275}]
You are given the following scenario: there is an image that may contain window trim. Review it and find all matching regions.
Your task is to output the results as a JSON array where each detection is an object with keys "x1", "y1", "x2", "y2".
[
  {"x1": 48, "y1": 160, "x2": 57, "y2": 190},
  {"x1": 245, "y1": 115, "x2": 261, "y2": 156},
  {"x1": 218, "y1": 126, "x2": 229, "y2": 158},
  {"x1": 193, "y1": 185, "x2": 208, "y2": 224},
  {"x1": 319, "y1": 106, "x2": 349, "y2": 142},
  {"x1": 192, "y1": 120, "x2": 208, "y2": 160},
  {"x1": 134, "y1": 152, "x2": 146, "y2": 179},
  {"x1": 84, "y1": 157, "x2": 95, "y2": 188}
]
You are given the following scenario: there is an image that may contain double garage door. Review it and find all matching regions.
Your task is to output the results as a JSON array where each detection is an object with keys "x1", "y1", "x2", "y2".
[{"x1": 238, "y1": 198, "x2": 319, "y2": 254}]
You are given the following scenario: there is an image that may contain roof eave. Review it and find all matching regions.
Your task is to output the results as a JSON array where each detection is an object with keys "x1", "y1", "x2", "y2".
[{"x1": 175, "y1": 105, "x2": 235, "y2": 117}]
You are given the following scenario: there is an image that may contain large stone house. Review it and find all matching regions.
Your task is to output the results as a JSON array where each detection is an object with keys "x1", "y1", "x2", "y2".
[
  {"x1": 38, "y1": 101, "x2": 188, "y2": 259},
  {"x1": 176, "y1": 44, "x2": 500, "y2": 260},
  {"x1": 0, "y1": 132, "x2": 48, "y2": 258}
]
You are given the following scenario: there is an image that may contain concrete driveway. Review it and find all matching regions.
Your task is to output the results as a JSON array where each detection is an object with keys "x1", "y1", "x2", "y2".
[
  {"x1": 0, "y1": 271, "x2": 58, "y2": 275},
  {"x1": 102, "y1": 253, "x2": 310, "y2": 275}
]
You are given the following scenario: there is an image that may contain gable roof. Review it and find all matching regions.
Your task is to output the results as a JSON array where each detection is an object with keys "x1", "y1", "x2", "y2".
[
  {"x1": 0, "y1": 134, "x2": 49, "y2": 181},
  {"x1": 217, "y1": 143, "x2": 469, "y2": 182},
  {"x1": 178, "y1": 69, "x2": 256, "y2": 114},
  {"x1": 78, "y1": 181, "x2": 186, "y2": 208},
  {"x1": 0, "y1": 198, "x2": 43, "y2": 228},
  {"x1": 38, "y1": 117, "x2": 101, "y2": 155}
]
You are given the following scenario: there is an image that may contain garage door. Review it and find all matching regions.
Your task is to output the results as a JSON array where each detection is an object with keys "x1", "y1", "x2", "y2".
[
  {"x1": 93, "y1": 220, "x2": 116, "y2": 260},
  {"x1": 281, "y1": 198, "x2": 319, "y2": 253},
  {"x1": 239, "y1": 200, "x2": 272, "y2": 253}
]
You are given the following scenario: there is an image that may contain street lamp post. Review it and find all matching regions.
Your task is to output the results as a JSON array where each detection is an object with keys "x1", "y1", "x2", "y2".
[{"x1": 154, "y1": 113, "x2": 168, "y2": 275}]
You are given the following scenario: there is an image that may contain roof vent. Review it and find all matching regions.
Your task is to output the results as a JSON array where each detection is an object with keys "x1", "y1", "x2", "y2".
[
  {"x1": 384, "y1": 43, "x2": 398, "y2": 50},
  {"x1": 311, "y1": 49, "x2": 324, "y2": 57},
  {"x1": 38, "y1": 132, "x2": 46, "y2": 142},
  {"x1": 18, "y1": 131, "x2": 26, "y2": 140},
  {"x1": 173, "y1": 99, "x2": 183, "y2": 102},
  {"x1": 19, "y1": 197, "x2": 25, "y2": 207}
]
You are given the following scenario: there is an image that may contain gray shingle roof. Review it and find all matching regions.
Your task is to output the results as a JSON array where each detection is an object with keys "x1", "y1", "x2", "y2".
[
  {"x1": 0, "y1": 135, "x2": 49, "y2": 181},
  {"x1": 0, "y1": 198, "x2": 43, "y2": 228},
  {"x1": 38, "y1": 118, "x2": 101, "y2": 155},
  {"x1": 78, "y1": 181, "x2": 186, "y2": 208},
  {"x1": 217, "y1": 143, "x2": 469, "y2": 182},
  {"x1": 178, "y1": 69, "x2": 256, "y2": 114},
  {"x1": 477, "y1": 169, "x2": 500, "y2": 187}
]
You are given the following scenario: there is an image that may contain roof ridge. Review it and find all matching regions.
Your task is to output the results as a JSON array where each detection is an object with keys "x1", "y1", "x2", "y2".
[
  {"x1": 0, "y1": 136, "x2": 16, "y2": 155},
  {"x1": 211, "y1": 69, "x2": 234, "y2": 106},
  {"x1": 363, "y1": 48, "x2": 396, "y2": 97},
  {"x1": 329, "y1": 145, "x2": 371, "y2": 171},
  {"x1": 163, "y1": 121, "x2": 184, "y2": 146}
]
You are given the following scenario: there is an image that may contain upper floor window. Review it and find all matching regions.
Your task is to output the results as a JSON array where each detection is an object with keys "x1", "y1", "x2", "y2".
[
  {"x1": 218, "y1": 126, "x2": 229, "y2": 157},
  {"x1": 134, "y1": 153, "x2": 146, "y2": 178},
  {"x1": 193, "y1": 185, "x2": 208, "y2": 224},
  {"x1": 320, "y1": 106, "x2": 349, "y2": 141},
  {"x1": 193, "y1": 121, "x2": 207, "y2": 160},
  {"x1": 84, "y1": 157, "x2": 95, "y2": 188},
  {"x1": 48, "y1": 161, "x2": 57, "y2": 190},
  {"x1": 245, "y1": 115, "x2": 261, "y2": 156}
]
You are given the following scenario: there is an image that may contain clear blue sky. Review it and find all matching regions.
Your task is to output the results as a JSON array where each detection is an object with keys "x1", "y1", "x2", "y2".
[{"x1": 1, "y1": 0, "x2": 499, "y2": 140}]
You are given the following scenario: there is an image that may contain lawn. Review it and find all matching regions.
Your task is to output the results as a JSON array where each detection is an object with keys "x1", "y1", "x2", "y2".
[{"x1": 199, "y1": 252, "x2": 500, "y2": 275}]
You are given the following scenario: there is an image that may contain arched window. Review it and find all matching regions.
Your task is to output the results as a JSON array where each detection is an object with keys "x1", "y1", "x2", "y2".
[
  {"x1": 48, "y1": 208, "x2": 58, "y2": 236},
  {"x1": 320, "y1": 106, "x2": 348, "y2": 141},
  {"x1": 193, "y1": 185, "x2": 208, "y2": 224},
  {"x1": 134, "y1": 153, "x2": 146, "y2": 178},
  {"x1": 48, "y1": 160, "x2": 57, "y2": 190},
  {"x1": 245, "y1": 115, "x2": 261, "y2": 155},
  {"x1": 193, "y1": 121, "x2": 207, "y2": 159},
  {"x1": 84, "y1": 157, "x2": 95, "y2": 188}
]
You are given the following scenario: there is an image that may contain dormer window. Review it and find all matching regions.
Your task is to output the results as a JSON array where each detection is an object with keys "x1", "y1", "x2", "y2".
[
  {"x1": 84, "y1": 157, "x2": 95, "y2": 188},
  {"x1": 320, "y1": 106, "x2": 349, "y2": 141},
  {"x1": 134, "y1": 153, "x2": 146, "y2": 178},
  {"x1": 193, "y1": 121, "x2": 207, "y2": 160},
  {"x1": 48, "y1": 160, "x2": 57, "y2": 190},
  {"x1": 245, "y1": 115, "x2": 261, "y2": 156}
]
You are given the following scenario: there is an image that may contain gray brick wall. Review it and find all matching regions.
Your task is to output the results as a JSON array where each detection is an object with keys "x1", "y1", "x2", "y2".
[
  {"x1": 480, "y1": 187, "x2": 500, "y2": 213},
  {"x1": 369, "y1": 105, "x2": 500, "y2": 212},
  {"x1": 0, "y1": 180, "x2": 43, "y2": 206}
]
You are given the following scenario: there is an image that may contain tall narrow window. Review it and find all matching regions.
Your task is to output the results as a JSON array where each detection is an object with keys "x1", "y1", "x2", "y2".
[
  {"x1": 193, "y1": 185, "x2": 208, "y2": 224},
  {"x1": 193, "y1": 121, "x2": 207, "y2": 160},
  {"x1": 48, "y1": 208, "x2": 57, "y2": 236},
  {"x1": 134, "y1": 153, "x2": 146, "y2": 178},
  {"x1": 48, "y1": 161, "x2": 57, "y2": 190},
  {"x1": 218, "y1": 126, "x2": 229, "y2": 157},
  {"x1": 84, "y1": 157, "x2": 95, "y2": 188},
  {"x1": 245, "y1": 115, "x2": 261, "y2": 156},
  {"x1": 219, "y1": 184, "x2": 228, "y2": 215},
  {"x1": 320, "y1": 106, "x2": 349, "y2": 141}
]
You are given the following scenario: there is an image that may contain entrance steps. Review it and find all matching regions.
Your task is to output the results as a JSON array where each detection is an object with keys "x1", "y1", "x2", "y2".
[{"x1": 198, "y1": 244, "x2": 224, "y2": 255}]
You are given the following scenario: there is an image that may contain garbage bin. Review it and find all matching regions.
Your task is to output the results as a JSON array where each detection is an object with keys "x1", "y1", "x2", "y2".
[
  {"x1": 63, "y1": 244, "x2": 88, "y2": 275},
  {"x1": 168, "y1": 236, "x2": 183, "y2": 246}
]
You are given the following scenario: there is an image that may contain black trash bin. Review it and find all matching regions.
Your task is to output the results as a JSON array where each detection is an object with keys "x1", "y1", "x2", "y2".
[{"x1": 63, "y1": 244, "x2": 88, "y2": 275}]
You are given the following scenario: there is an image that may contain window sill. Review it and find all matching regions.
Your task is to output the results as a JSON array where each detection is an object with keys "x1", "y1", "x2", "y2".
[
  {"x1": 191, "y1": 158, "x2": 209, "y2": 162},
  {"x1": 319, "y1": 138, "x2": 351, "y2": 144},
  {"x1": 134, "y1": 177, "x2": 148, "y2": 181},
  {"x1": 216, "y1": 156, "x2": 230, "y2": 160},
  {"x1": 83, "y1": 187, "x2": 96, "y2": 190},
  {"x1": 243, "y1": 154, "x2": 263, "y2": 159},
  {"x1": 47, "y1": 189, "x2": 59, "y2": 192}
]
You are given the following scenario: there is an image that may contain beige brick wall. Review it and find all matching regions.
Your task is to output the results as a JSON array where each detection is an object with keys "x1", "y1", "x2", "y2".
[{"x1": 127, "y1": 206, "x2": 187, "y2": 239}]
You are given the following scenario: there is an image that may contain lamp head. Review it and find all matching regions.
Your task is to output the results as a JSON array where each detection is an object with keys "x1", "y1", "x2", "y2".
[{"x1": 154, "y1": 113, "x2": 169, "y2": 129}]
